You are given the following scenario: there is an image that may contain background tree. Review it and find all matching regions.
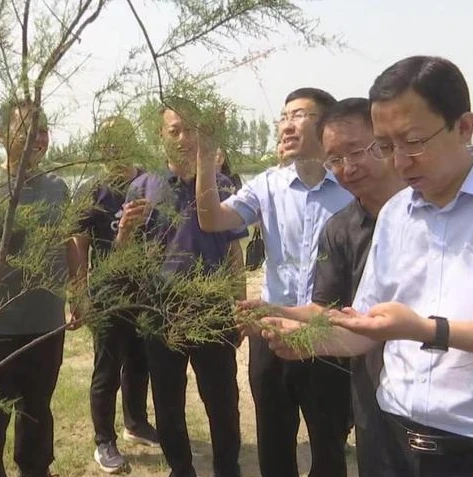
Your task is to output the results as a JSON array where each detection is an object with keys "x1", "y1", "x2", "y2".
[{"x1": 0, "y1": 0, "x2": 339, "y2": 364}]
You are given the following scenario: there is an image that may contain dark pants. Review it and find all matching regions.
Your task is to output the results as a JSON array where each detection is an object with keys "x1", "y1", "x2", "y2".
[
  {"x1": 351, "y1": 350, "x2": 395, "y2": 477},
  {"x1": 249, "y1": 335, "x2": 350, "y2": 477},
  {"x1": 0, "y1": 332, "x2": 64, "y2": 477},
  {"x1": 90, "y1": 314, "x2": 150, "y2": 445},
  {"x1": 381, "y1": 413, "x2": 473, "y2": 477},
  {"x1": 355, "y1": 418, "x2": 398, "y2": 477},
  {"x1": 146, "y1": 338, "x2": 240, "y2": 477}
]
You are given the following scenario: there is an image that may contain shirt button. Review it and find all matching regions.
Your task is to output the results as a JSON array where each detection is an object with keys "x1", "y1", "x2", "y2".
[
  {"x1": 304, "y1": 242, "x2": 310, "y2": 247},
  {"x1": 419, "y1": 376, "x2": 427, "y2": 384}
]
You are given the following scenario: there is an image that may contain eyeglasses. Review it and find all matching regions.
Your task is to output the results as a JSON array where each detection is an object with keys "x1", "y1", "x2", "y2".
[
  {"x1": 323, "y1": 142, "x2": 379, "y2": 171},
  {"x1": 370, "y1": 124, "x2": 446, "y2": 160},
  {"x1": 277, "y1": 110, "x2": 318, "y2": 126}
]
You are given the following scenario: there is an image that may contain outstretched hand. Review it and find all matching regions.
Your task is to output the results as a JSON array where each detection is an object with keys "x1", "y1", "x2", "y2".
[
  {"x1": 260, "y1": 317, "x2": 312, "y2": 360},
  {"x1": 328, "y1": 302, "x2": 428, "y2": 342},
  {"x1": 235, "y1": 299, "x2": 273, "y2": 339}
]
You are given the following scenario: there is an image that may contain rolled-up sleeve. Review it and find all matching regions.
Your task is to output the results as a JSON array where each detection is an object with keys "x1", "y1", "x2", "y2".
[{"x1": 223, "y1": 176, "x2": 262, "y2": 226}]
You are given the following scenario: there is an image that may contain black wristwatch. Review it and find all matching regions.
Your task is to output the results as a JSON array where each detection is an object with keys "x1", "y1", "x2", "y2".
[{"x1": 420, "y1": 316, "x2": 449, "y2": 351}]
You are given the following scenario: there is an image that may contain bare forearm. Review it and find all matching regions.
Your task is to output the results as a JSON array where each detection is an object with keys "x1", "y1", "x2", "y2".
[
  {"x1": 414, "y1": 318, "x2": 473, "y2": 353},
  {"x1": 313, "y1": 326, "x2": 377, "y2": 357},
  {"x1": 68, "y1": 236, "x2": 90, "y2": 283},
  {"x1": 228, "y1": 240, "x2": 246, "y2": 300},
  {"x1": 196, "y1": 160, "x2": 221, "y2": 230},
  {"x1": 277, "y1": 303, "x2": 327, "y2": 322},
  {"x1": 114, "y1": 228, "x2": 133, "y2": 248},
  {"x1": 196, "y1": 159, "x2": 243, "y2": 232}
]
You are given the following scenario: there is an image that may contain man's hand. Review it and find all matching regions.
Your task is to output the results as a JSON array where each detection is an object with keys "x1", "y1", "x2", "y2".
[
  {"x1": 68, "y1": 302, "x2": 85, "y2": 330},
  {"x1": 260, "y1": 317, "x2": 312, "y2": 360},
  {"x1": 196, "y1": 124, "x2": 218, "y2": 167},
  {"x1": 236, "y1": 299, "x2": 271, "y2": 338},
  {"x1": 116, "y1": 199, "x2": 150, "y2": 245},
  {"x1": 236, "y1": 298, "x2": 268, "y2": 312},
  {"x1": 328, "y1": 302, "x2": 432, "y2": 342},
  {"x1": 119, "y1": 199, "x2": 150, "y2": 231}
]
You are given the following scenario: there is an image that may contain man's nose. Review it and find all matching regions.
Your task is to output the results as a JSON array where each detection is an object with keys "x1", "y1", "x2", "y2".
[
  {"x1": 343, "y1": 160, "x2": 358, "y2": 175},
  {"x1": 393, "y1": 151, "x2": 414, "y2": 172}
]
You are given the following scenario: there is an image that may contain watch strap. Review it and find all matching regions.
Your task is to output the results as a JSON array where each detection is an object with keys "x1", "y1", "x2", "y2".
[{"x1": 420, "y1": 316, "x2": 449, "y2": 351}]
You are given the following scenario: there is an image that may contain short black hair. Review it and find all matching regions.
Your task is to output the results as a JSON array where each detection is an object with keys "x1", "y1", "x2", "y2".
[
  {"x1": 369, "y1": 56, "x2": 470, "y2": 130},
  {"x1": 96, "y1": 115, "x2": 139, "y2": 150},
  {"x1": 316, "y1": 97, "x2": 371, "y2": 142},
  {"x1": 285, "y1": 87, "x2": 336, "y2": 112},
  {"x1": 159, "y1": 96, "x2": 200, "y2": 119}
]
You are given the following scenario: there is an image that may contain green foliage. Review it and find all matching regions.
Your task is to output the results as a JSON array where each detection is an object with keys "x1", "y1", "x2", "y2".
[
  {"x1": 75, "y1": 235, "x2": 242, "y2": 352},
  {"x1": 237, "y1": 305, "x2": 333, "y2": 357},
  {"x1": 276, "y1": 313, "x2": 332, "y2": 358},
  {"x1": 0, "y1": 197, "x2": 72, "y2": 310},
  {"x1": 0, "y1": 0, "x2": 338, "y2": 360}
]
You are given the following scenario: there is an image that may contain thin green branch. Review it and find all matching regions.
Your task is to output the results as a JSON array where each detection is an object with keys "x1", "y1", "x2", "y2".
[
  {"x1": 0, "y1": 321, "x2": 71, "y2": 370},
  {"x1": 156, "y1": 2, "x2": 256, "y2": 59},
  {"x1": 20, "y1": 0, "x2": 31, "y2": 101},
  {"x1": 125, "y1": 0, "x2": 165, "y2": 103}
]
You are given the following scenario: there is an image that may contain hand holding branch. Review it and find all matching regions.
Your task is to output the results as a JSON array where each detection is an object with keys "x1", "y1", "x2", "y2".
[{"x1": 116, "y1": 199, "x2": 150, "y2": 246}]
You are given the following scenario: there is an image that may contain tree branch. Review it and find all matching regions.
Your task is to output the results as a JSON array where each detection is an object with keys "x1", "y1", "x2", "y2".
[
  {"x1": 0, "y1": 104, "x2": 43, "y2": 273},
  {"x1": 125, "y1": 0, "x2": 164, "y2": 103},
  {"x1": 20, "y1": 0, "x2": 31, "y2": 101},
  {"x1": 0, "y1": 321, "x2": 72, "y2": 370},
  {"x1": 156, "y1": 2, "x2": 256, "y2": 59},
  {"x1": 36, "y1": 0, "x2": 106, "y2": 89}
]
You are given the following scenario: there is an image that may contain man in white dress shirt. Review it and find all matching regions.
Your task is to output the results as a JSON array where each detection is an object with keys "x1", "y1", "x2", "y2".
[{"x1": 262, "y1": 56, "x2": 473, "y2": 477}]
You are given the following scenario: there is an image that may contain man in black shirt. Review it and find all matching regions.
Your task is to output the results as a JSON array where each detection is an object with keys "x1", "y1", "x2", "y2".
[
  {"x1": 73, "y1": 117, "x2": 157, "y2": 474},
  {"x1": 243, "y1": 98, "x2": 404, "y2": 476},
  {"x1": 0, "y1": 99, "x2": 72, "y2": 477}
]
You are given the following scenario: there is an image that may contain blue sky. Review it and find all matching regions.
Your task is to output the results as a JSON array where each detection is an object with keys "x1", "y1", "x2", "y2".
[{"x1": 47, "y1": 0, "x2": 473, "y2": 144}]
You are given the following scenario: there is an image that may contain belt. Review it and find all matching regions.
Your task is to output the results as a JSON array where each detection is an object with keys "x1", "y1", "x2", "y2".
[{"x1": 383, "y1": 412, "x2": 473, "y2": 455}]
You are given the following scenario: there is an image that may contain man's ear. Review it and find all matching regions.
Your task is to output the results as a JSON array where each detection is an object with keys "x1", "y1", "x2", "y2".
[{"x1": 458, "y1": 111, "x2": 473, "y2": 145}]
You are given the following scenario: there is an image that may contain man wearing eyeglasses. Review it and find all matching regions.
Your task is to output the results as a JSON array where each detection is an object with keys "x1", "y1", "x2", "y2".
[
  {"x1": 246, "y1": 97, "x2": 404, "y2": 476},
  {"x1": 261, "y1": 56, "x2": 473, "y2": 477},
  {"x1": 196, "y1": 88, "x2": 353, "y2": 477}
]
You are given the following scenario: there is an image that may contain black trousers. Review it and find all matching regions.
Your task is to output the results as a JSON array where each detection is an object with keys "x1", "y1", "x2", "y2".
[
  {"x1": 381, "y1": 413, "x2": 473, "y2": 477},
  {"x1": 146, "y1": 338, "x2": 240, "y2": 477},
  {"x1": 355, "y1": 415, "x2": 398, "y2": 477},
  {"x1": 249, "y1": 335, "x2": 350, "y2": 477},
  {"x1": 0, "y1": 331, "x2": 64, "y2": 477},
  {"x1": 90, "y1": 314, "x2": 150, "y2": 445},
  {"x1": 351, "y1": 350, "x2": 396, "y2": 477}
]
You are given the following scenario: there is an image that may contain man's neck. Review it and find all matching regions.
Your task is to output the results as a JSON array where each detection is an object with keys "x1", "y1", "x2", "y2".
[
  {"x1": 294, "y1": 157, "x2": 325, "y2": 189},
  {"x1": 122, "y1": 166, "x2": 137, "y2": 182},
  {"x1": 360, "y1": 178, "x2": 405, "y2": 217},
  {"x1": 168, "y1": 164, "x2": 195, "y2": 183}
]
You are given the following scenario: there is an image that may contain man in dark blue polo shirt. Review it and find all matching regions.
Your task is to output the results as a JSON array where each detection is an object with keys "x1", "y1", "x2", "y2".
[
  {"x1": 118, "y1": 100, "x2": 246, "y2": 477},
  {"x1": 73, "y1": 116, "x2": 157, "y2": 474}
]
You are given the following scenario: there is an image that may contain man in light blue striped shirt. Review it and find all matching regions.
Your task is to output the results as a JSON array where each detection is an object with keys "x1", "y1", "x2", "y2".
[
  {"x1": 196, "y1": 88, "x2": 353, "y2": 477},
  {"x1": 263, "y1": 57, "x2": 473, "y2": 477}
]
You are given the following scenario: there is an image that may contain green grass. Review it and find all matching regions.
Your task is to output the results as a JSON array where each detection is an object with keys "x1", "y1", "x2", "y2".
[{"x1": 1, "y1": 275, "x2": 359, "y2": 477}]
